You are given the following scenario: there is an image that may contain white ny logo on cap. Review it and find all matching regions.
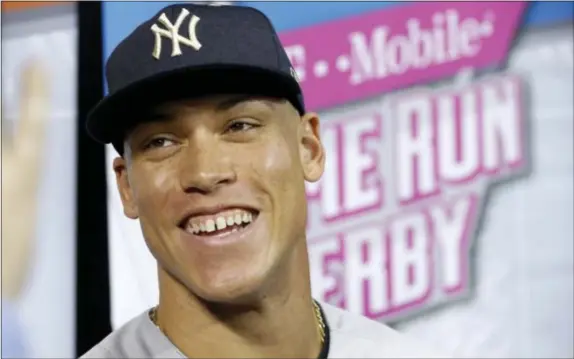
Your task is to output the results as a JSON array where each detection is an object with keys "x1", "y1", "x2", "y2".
[{"x1": 151, "y1": 8, "x2": 202, "y2": 60}]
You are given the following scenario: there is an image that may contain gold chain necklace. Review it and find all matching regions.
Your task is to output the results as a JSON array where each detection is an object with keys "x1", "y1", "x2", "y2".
[{"x1": 149, "y1": 301, "x2": 326, "y2": 344}]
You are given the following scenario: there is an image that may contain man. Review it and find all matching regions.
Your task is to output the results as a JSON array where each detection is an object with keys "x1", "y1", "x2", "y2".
[{"x1": 82, "y1": 4, "x2": 449, "y2": 358}]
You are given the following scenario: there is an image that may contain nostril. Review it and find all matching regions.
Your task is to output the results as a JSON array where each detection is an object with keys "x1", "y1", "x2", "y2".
[{"x1": 180, "y1": 170, "x2": 238, "y2": 195}]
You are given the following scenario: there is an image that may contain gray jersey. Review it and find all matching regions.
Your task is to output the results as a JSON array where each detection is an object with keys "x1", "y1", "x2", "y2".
[{"x1": 81, "y1": 302, "x2": 450, "y2": 358}]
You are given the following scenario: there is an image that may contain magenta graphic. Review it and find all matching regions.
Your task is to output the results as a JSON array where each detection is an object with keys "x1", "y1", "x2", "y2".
[
  {"x1": 280, "y1": 1, "x2": 526, "y2": 111},
  {"x1": 305, "y1": 73, "x2": 527, "y2": 321}
]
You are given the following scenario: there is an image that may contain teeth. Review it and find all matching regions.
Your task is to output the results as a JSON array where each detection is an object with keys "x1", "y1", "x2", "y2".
[
  {"x1": 187, "y1": 210, "x2": 255, "y2": 235},
  {"x1": 215, "y1": 217, "x2": 227, "y2": 230},
  {"x1": 205, "y1": 219, "x2": 216, "y2": 232}
]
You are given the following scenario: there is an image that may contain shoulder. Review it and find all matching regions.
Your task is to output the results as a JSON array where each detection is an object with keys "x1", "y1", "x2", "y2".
[
  {"x1": 79, "y1": 313, "x2": 145, "y2": 358},
  {"x1": 319, "y1": 302, "x2": 452, "y2": 358},
  {"x1": 80, "y1": 310, "x2": 177, "y2": 358}
]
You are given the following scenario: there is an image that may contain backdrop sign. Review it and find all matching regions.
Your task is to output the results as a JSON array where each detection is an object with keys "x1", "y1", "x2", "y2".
[
  {"x1": 283, "y1": 1, "x2": 529, "y2": 322},
  {"x1": 305, "y1": 70, "x2": 527, "y2": 322},
  {"x1": 280, "y1": 2, "x2": 525, "y2": 111}
]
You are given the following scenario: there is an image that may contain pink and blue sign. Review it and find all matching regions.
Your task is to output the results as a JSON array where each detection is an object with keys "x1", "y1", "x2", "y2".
[{"x1": 101, "y1": 1, "x2": 572, "y2": 322}]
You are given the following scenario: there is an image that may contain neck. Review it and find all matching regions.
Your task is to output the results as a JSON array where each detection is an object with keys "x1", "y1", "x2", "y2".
[{"x1": 156, "y1": 241, "x2": 321, "y2": 359}]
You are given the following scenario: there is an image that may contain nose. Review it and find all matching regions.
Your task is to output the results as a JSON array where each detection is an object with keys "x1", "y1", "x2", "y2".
[{"x1": 178, "y1": 136, "x2": 237, "y2": 194}]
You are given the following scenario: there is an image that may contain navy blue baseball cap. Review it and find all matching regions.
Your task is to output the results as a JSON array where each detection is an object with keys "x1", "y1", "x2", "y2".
[{"x1": 86, "y1": 3, "x2": 305, "y2": 154}]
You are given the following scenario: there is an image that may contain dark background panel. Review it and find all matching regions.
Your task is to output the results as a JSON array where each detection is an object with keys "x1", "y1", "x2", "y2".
[{"x1": 75, "y1": 1, "x2": 111, "y2": 356}]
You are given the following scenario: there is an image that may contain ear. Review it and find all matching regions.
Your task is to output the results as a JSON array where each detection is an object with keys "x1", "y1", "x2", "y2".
[
  {"x1": 298, "y1": 112, "x2": 325, "y2": 182},
  {"x1": 113, "y1": 156, "x2": 139, "y2": 219}
]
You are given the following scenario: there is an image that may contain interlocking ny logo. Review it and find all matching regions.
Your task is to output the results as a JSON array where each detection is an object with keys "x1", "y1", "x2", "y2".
[{"x1": 151, "y1": 8, "x2": 202, "y2": 60}]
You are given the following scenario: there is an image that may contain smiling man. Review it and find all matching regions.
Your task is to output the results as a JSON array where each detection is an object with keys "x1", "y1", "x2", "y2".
[{"x1": 82, "y1": 3, "x2": 449, "y2": 359}]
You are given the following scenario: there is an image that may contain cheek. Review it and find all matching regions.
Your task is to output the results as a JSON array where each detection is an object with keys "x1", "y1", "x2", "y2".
[
  {"x1": 255, "y1": 138, "x2": 309, "y2": 239},
  {"x1": 258, "y1": 138, "x2": 299, "y2": 181},
  {"x1": 131, "y1": 165, "x2": 177, "y2": 219},
  {"x1": 249, "y1": 138, "x2": 306, "y2": 210}
]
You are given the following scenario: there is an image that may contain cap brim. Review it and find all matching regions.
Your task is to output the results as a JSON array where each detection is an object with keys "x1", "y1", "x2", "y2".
[{"x1": 86, "y1": 64, "x2": 303, "y2": 145}]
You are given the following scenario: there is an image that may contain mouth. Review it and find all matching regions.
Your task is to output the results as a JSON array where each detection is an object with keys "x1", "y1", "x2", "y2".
[{"x1": 179, "y1": 208, "x2": 260, "y2": 239}]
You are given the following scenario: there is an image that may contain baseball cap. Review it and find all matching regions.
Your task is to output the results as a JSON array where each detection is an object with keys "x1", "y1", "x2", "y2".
[{"x1": 86, "y1": 3, "x2": 305, "y2": 154}]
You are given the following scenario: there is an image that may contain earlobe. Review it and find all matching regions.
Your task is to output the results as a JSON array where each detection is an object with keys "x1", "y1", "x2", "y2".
[
  {"x1": 113, "y1": 157, "x2": 139, "y2": 219},
  {"x1": 299, "y1": 113, "x2": 325, "y2": 183}
]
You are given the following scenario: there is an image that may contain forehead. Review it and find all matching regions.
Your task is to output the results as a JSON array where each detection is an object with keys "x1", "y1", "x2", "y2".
[
  {"x1": 122, "y1": 94, "x2": 298, "y2": 148},
  {"x1": 153, "y1": 94, "x2": 287, "y2": 117}
]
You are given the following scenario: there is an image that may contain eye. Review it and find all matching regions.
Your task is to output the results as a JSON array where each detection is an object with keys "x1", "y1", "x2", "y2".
[
  {"x1": 225, "y1": 120, "x2": 259, "y2": 133},
  {"x1": 143, "y1": 137, "x2": 175, "y2": 150}
]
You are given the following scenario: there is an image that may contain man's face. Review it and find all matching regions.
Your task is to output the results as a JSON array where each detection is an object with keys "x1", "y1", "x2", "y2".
[{"x1": 113, "y1": 95, "x2": 325, "y2": 302}]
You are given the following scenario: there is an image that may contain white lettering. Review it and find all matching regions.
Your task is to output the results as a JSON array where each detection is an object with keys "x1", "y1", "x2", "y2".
[
  {"x1": 346, "y1": 10, "x2": 494, "y2": 85},
  {"x1": 342, "y1": 115, "x2": 382, "y2": 214},
  {"x1": 390, "y1": 212, "x2": 431, "y2": 307},
  {"x1": 309, "y1": 239, "x2": 341, "y2": 300},
  {"x1": 437, "y1": 89, "x2": 480, "y2": 181},
  {"x1": 396, "y1": 96, "x2": 438, "y2": 202},
  {"x1": 285, "y1": 45, "x2": 306, "y2": 82},
  {"x1": 459, "y1": 18, "x2": 482, "y2": 56},
  {"x1": 431, "y1": 13, "x2": 447, "y2": 63},
  {"x1": 481, "y1": 79, "x2": 522, "y2": 172},
  {"x1": 345, "y1": 226, "x2": 388, "y2": 315},
  {"x1": 431, "y1": 195, "x2": 475, "y2": 291},
  {"x1": 406, "y1": 19, "x2": 433, "y2": 68},
  {"x1": 445, "y1": 10, "x2": 461, "y2": 60},
  {"x1": 349, "y1": 28, "x2": 388, "y2": 85},
  {"x1": 151, "y1": 9, "x2": 202, "y2": 60},
  {"x1": 308, "y1": 113, "x2": 383, "y2": 222},
  {"x1": 386, "y1": 35, "x2": 410, "y2": 75}
]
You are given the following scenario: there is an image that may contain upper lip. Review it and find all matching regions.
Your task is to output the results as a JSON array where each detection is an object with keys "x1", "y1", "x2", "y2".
[{"x1": 177, "y1": 204, "x2": 259, "y2": 227}]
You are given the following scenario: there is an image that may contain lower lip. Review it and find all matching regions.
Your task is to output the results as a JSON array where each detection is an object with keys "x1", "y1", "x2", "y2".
[{"x1": 180, "y1": 216, "x2": 259, "y2": 246}]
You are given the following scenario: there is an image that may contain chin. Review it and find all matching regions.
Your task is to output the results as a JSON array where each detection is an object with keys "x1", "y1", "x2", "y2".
[{"x1": 186, "y1": 263, "x2": 272, "y2": 305}]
